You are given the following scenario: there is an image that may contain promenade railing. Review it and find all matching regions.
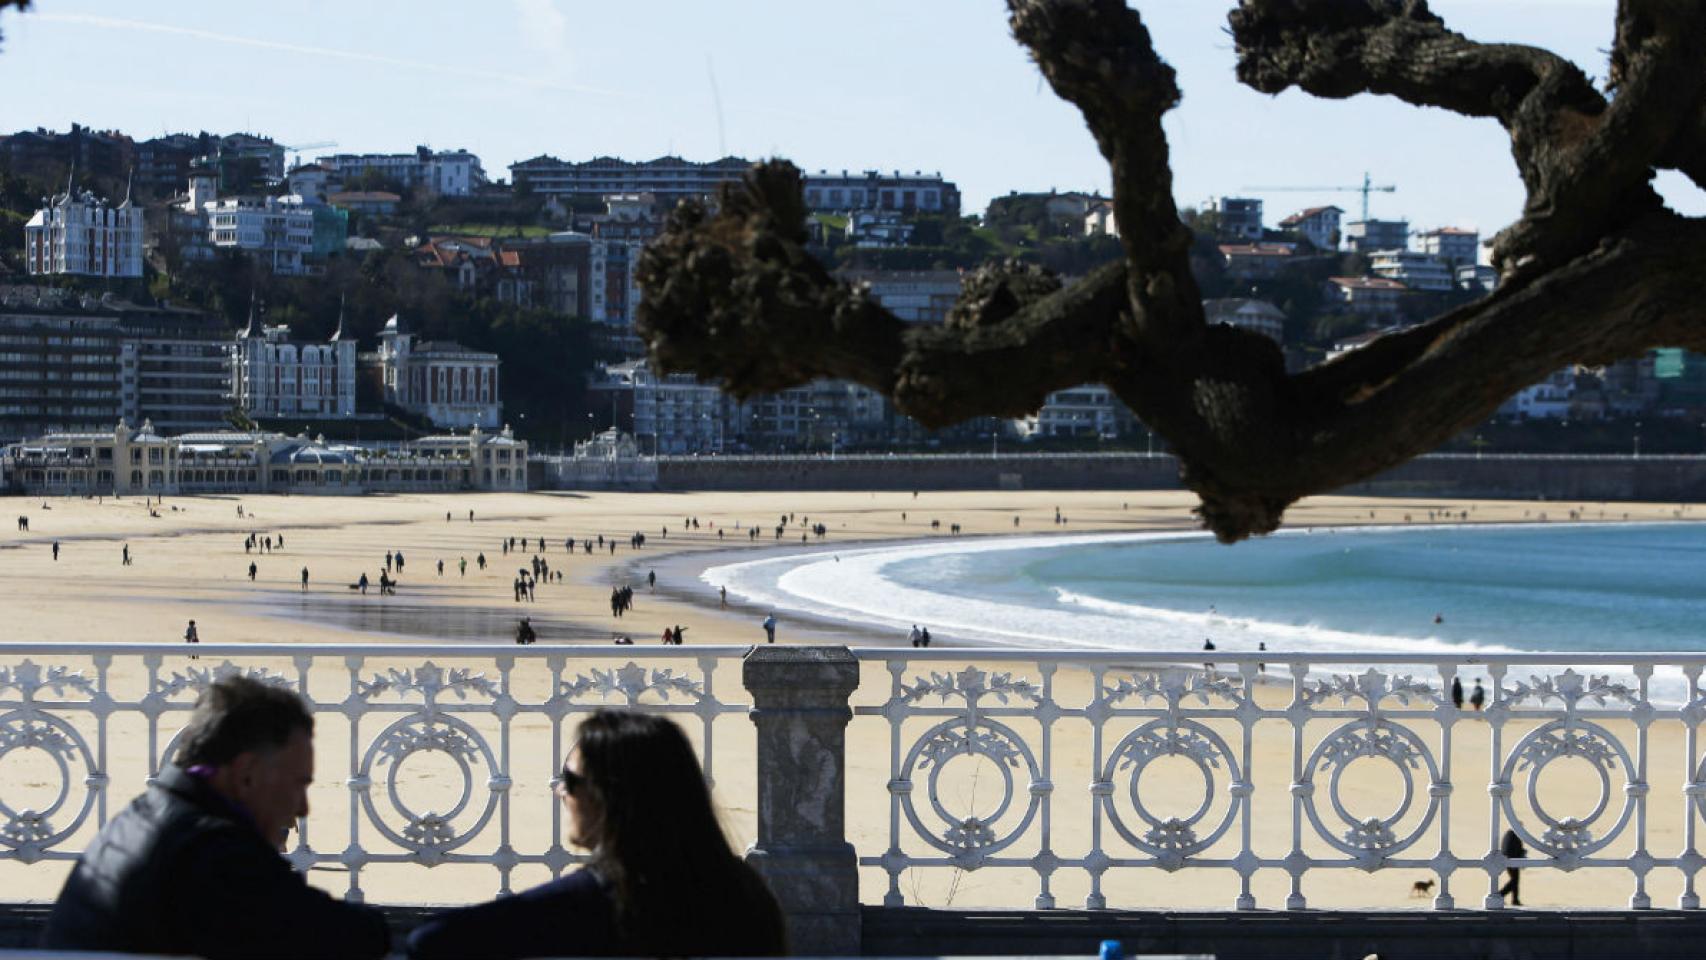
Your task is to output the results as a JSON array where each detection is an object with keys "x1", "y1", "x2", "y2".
[{"x1": 2, "y1": 644, "x2": 1704, "y2": 950}]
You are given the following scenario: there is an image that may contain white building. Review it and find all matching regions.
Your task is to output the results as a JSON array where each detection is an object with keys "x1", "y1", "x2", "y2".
[
  {"x1": 587, "y1": 360, "x2": 726, "y2": 455},
  {"x1": 230, "y1": 303, "x2": 358, "y2": 420},
  {"x1": 1499, "y1": 368, "x2": 1578, "y2": 419},
  {"x1": 1084, "y1": 201, "x2": 1118, "y2": 239},
  {"x1": 1013, "y1": 384, "x2": 1130, "y2": 439},
  {"x1": 1416, "y1": 227, "x2": 1480, "y2": 268},
  {"x1": 839, "y1": 270, "x2": 963, "y2": 323},
  {"x1": 1342, "y1": 219, "x2": 1410, "y2": 253},
  {"x1": 376, "y1": 314, "x2": 501, "y2": 429},
  {"x1": 319, "y1": 147, "x2": 487, "y2": 197},
  {"x1": 1209, "y1": 197, "x2": 1264, "y2": 241},
  {"x1": 1278, "y1": 205, "x2": 1342, "y2": 251},
  {"x1": 203, "y1": 195, "x2": 316, "y2": 276},
  {"x1": 23, "y1": 185, "x2": 144, "y2": 278},
  {"x1": 1203, "y1": 298, "x2": 1286, "y2": 345},
  {"x1": 1368, "y1": 249, "x2": 1453, "y2": 292},
  {"x1": 802, "y1": 170, "x2": 960, "y2": 215}
]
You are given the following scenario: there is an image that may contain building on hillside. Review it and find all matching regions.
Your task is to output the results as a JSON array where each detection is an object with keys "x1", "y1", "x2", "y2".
[
  {"x1": 838, "y1": 269, "x2": 963, "y2": 323},
  {"x1": 578, "y1": 193, "x2": 667, "y2": 243},
  {"x1": 24, "y1": 184, "x2": 145, "y2": 278},
  {"x1": 318, "y1": 147, "x2": 487, "y2": 196},
  {"x1": 2, "y1": 422, "x2": 527, "y2": 496},
  {"x1": 327, "y1": 191, "x2": 401, "y2": 216},
  {"x1": 374, "y1": 314, "x2": 501, "y2": 429},
  {"x1": 1209, "y1": 197, "x2": 1264, "y2": 240},
  {"x1": 0, "y1": 288, "x2": 230, "y2": 440},
  {"x1": 510, "y1": 155, "x2": 750, "y2": 206},
  {"x1": 212, "y1": 133, "x2": 286, "y2": 187},
  {"x1": 1278, "y1": 206, "x2": 1342, "y2": 251},
  {"x1": 802, "y1": 170, "x2": 961, "y2": 216},
  {"x1": 1367, "y1": 249, "x2": 1453, "y2": 292},
  {"x1": 1498, "y1": 368, "x2": 1579, "y2": 419},
  {"x1": 1342, "y1": 218, "x2": 1410, "y2": 253},
  {"x1": 1457, "y1": 263, "x2": 1499, "y2": 294},
  {"x1": 203, "y1": 195, "x2": 316, "y2": 275},
  {"x1": 1323, "y1": 276, "x2": 1409, "y2": 317},
  {"x1": 1415, "y1": 227, "x2": 1480, "y2": 268},
  {"x1": 501, "y1": 232, "x2": 644, "y2": 326},
  {"x1": 230, "y1": 303, "x2": 358, "y2": 420},
  {"x1": 135, "y1": 133, "x2": 214, "y2": 199},
  {"x1": 286, "y1": 163, "x2": 337, "y2": 203},
  {"x1": 1217, "y1": 243, "x2": 1295, "y2": 281},
  {"x1": 846, "y1": 210, "x2": 915, "y2": 248},
  {"x1": 1012, "y1": 384, "x2": 1133, "y2": 439},
  {"x1": 0, "y1": 125, "x2": 133, "y2": 186},
  {"x1": 587, "y1": 360, "x2": 728, "y2": 455},
  {"x1": 1084, "y1": 201, "x2": 1118, "y2": 239},
  {"x1": 1203, "y1": 298, "x2": 1286, "y2": 345}
]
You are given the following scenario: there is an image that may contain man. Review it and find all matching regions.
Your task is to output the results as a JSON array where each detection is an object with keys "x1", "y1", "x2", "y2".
[
  {"x1": 43, "y1": 676, "x2": 388, "y2": 959},
  {"x1": 763, "y1": 613, "x2": 777, "y2": 644},
  {"x1": 1499, "y1": 828, "x2": 1527, "y2": 906},
  {"x1": 183, "y1": 620, "x2": 199, "y2": 661}
]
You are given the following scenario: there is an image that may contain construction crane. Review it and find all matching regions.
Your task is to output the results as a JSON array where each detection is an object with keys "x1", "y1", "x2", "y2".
[
  {"x1": 1241, "y1": 172, "x2": 1395, "y2": 221},
  {"x1": 280, "y1": 141, "x2": 338, "y2": 170}
]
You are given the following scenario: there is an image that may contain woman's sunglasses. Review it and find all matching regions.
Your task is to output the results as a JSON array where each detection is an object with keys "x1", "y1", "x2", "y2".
[{"x1": 558, "y1": 761, "x2": 587, "y2": 796}]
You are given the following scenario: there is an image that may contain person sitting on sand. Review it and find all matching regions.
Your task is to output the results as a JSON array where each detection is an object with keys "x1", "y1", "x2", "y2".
[{"x1": 405, "y1": 710, "x2": 785, "y2": 959}]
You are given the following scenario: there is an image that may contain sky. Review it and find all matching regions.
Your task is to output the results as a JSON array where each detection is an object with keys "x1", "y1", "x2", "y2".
[{"x1": 1, "y1": 0, "x2": 1701, "y2": 239}]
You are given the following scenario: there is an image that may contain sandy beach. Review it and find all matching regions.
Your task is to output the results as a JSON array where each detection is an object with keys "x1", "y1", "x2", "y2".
[{"x1": 0, "y1": 488, "x2": 1698, "y2": 911}]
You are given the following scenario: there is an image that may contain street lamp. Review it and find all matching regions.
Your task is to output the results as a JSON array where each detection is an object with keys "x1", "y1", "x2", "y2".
[{"x1": 1634, "y1": 420, "x2": 1642, "y2": 459}]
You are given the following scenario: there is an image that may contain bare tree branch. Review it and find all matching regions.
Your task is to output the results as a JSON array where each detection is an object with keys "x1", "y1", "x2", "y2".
[{"x1": 638, "y1": 0, "x2": 1706, "y2": 545}]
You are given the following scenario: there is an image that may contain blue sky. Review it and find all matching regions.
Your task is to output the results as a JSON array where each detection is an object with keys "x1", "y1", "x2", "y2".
[{"x1": 3, "y1": 1, "x2": 1700, "y2": 237}]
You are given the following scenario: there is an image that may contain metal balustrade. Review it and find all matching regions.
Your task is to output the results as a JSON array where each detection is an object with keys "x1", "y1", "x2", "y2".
[
  {"x1": 849, "y1": 650, "x2": 1706, "y2": 912},
  {"x1": 0, "y1": 643, "x2": 751, "y2": 901},
  {"x1": 4, "y1": 644, "x2": 1706, "y2": 919}
]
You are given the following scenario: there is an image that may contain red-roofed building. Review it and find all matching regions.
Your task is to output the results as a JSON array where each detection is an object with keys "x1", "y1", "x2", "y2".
[
  {"x1": 1324, "y1": 276, "x2": 1409, "y2": 317},
  {"x1": 1218, "y1": 243, "x2": 1296, "y2": 280},
  {"x1": 1277, "y1": 205, "x2": 1342, "y2": 251}
]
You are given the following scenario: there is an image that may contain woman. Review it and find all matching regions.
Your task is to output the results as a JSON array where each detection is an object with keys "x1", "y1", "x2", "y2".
[{"x1": 407, "y1": 710, "x2": 785, "y2": 959}]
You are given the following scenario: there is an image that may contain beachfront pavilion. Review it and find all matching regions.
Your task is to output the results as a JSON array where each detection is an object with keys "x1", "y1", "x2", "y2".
[{"x1": 1, "y1": 421, "x2": 529, "y2": 496}]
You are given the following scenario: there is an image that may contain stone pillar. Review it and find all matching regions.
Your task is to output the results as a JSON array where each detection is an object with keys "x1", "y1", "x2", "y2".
[{"x1": 742, "y1": 645, "x2": 861, "y2": 956}]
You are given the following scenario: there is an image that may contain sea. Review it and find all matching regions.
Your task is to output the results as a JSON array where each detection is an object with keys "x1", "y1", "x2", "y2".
[{"x1": 703, "y1": 522, "x2": 1706, "y2": 661}]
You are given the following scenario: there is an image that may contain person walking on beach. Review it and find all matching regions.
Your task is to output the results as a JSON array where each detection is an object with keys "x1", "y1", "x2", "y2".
[
  {"x1": 358, "y1": 572, "x2": 369, "y2": 596},
  {"x1": 1499, "y1": 829, "x2": 1526, "y2": 906},
  {"x1": 300, "y1": 567, "x2": 309, "y2": 592},
  {"x1": 477, "y1": 552, "x2": 486, "y2": 570},
  {"x1": 121, "y1": 544, "x2": 131, "y2": 566},
  {"x1": 909, "y1": 625, "x2": 922, "y2": 648},
  {"x1": 762, "y1": 613, "x2": 777, "y2": 644},
  {"x1": 1470, "y1": 679, "x2": 1487, "y2": 712},
  {"x1": 248, "y1": 561, "x2": 257, "y2": 582},
  {"x1": 1451, "y1": 677, "x2": 1465, "y2": 710},
  {"x1": 648, "y1": 569, "x2": 656, "y2": 592},
  {"x1": 437, "y1": 559, "x2": 444, "y2": 577},
  {"x1": 385, "y1": 551, "x2": 394, "y2": 573},
  {"x1": 720, "y1": 585, "x2": 728, "y2": 609},
  {"x1": 919, "y1": 627, "x2": 931, "y2": 648},
  {"x1": 459, "y1": 557, "x2": 467, "y2": 577},
  {"x1": 52, "y1": 541, "x2": 59, "y2": 561},
  {"x1": 183, "y1": 620, "x2": 199, "y2": 660},
  {"x1": 395, "y1": 551, "x2": 405, "y2": 573}
]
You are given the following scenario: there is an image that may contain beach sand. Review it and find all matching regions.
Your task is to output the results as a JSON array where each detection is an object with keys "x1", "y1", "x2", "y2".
[{"x1": 0, "y1": 488, "x2": 1698, "y2": 910}]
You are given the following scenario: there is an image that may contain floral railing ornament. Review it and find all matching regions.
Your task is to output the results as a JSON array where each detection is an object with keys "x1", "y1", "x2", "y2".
[
  {"x1": 0, "y1": 643, "x2": 749, "y2": 901},
  {"x1": 852, "y1": 650, "x2": 1706, "y2": 914}
]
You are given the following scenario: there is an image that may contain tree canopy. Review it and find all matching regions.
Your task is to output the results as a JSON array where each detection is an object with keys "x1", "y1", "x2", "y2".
[{"x1": 637, "y1": 0, "x2": 1706, "y2": 542}]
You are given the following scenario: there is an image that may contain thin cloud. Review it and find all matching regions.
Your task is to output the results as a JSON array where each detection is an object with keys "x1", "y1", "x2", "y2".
[
  {"x1": 32, "y1": 12, "x2": 627, "y2": 98},
  {"x1": 514, "y1": 0, "x2": 571, "y2": 58}
]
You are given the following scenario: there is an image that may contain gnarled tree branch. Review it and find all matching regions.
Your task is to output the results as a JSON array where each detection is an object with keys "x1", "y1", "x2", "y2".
[{"x1": 638, "y1": 0, "x2": 1706, "y2": 545}]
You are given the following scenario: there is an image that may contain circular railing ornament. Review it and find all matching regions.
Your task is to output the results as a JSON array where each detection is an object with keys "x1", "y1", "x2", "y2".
[
  {"x1": 1098, "y1": 718, "x2": 1241, "y2": 860},
  {"x1": 0, "y1": 710, "x2": 99, "y2": 860},
  {"x1": 1499, "y1": 718, "x2": 1635, "y2": 858},
  {"x1": 358, "y1": 713, "x2": 501, "y2": 863},
  {"x1": 897, "y1": 716, "x2": 1042, "y2": 861},
  {"x1": 1301, "y1": 718, "x2": 1442, "y2": 859}
]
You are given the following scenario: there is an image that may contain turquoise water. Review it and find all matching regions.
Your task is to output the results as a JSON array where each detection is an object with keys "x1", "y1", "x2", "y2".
[{"x1": 878, "y1": 523, "x2": 1706, "y2": 654}]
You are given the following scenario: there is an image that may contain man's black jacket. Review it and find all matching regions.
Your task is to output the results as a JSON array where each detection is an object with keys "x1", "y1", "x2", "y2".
[{"x1": 42, "y1": 764, "x2": 388, "y2": 959}]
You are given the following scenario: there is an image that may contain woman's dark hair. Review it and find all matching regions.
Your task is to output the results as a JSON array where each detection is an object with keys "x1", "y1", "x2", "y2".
[
  {"x1": 175, "y1": 675, "x2": 313, "y2": 767},
  {"x1": 574, "y1": 709, "x2": 785, "y2": 956}
]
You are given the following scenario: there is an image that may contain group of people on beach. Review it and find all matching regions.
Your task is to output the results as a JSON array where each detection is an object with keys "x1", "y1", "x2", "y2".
[{"x1": 39, "y1": 676, "x2": 787, "y2": 958}]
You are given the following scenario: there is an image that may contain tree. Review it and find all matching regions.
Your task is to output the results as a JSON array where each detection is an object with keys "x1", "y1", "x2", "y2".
[{"x1": 636, "y1": 0, "x2": 1706, "y2": 542}]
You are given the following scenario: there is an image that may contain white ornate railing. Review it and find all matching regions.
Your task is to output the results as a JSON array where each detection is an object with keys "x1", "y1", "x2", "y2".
[
  {"x1": 850, "y1": 650, "x2": 1705, "y2": 912},
  {"x1": 0, "y1": 644, "x2": 752, "y2": 901}
]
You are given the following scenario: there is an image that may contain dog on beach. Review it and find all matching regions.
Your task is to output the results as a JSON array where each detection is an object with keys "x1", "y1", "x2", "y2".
[{"x1": 1410, "y1": 879, "x2": 1436, "y2": 897}]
